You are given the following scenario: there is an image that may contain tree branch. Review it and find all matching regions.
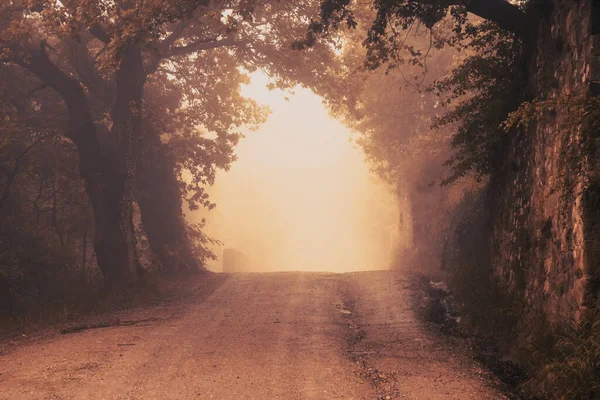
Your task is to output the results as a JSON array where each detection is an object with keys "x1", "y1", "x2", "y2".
[
  {"x1": 67, "y1": 36, "x2": 114, "y2": 106},
  {"x1": 315, "y1": 0, "x2": 525, "y2": 36},
  {"x1": 160, "y1": 22, "x2": 188, "y2": 53},
  {"x1": 145, "y1": 21, "x2": 188, "y2": 74},
  {"x1": 413, "y1": 0, "x2": 525, "y2": 35},
  {"x1": 12, "y1": 43, "x2": 104, "y2": 178},
  {"x1": 168, "y1": 36, "x2": 235, "y2": 57},
  {"x1": 464, "y1": 0, "x2": 525, "y2": 36},
  {"x1": 15, "y1": 46, "x2": 90, "y2": 129},
  {"x1": 89, "y1": 24, "x2": 110, "y2": 44}
]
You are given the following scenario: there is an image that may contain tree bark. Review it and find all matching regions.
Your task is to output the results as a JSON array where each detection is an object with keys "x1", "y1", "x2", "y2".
[
  {"x1": 135, "y1": 125, "x2": 201, "y2": 275},
  {"x1": 102, "y1": 43, "x2": 146, "y2": 285},
  {"x1": 19, "y1": 46, "x2": 143, "y2": 289}
]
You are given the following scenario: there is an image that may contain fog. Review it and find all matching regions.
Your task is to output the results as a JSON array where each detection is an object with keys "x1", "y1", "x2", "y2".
[{"x1": 192, "y1": 73, "x2": 399, "y2": 273}]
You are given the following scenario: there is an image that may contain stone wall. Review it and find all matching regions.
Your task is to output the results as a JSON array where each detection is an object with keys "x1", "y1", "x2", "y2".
[{"x1": 490, "y1": 0, "x2": 600, "y2": 330}]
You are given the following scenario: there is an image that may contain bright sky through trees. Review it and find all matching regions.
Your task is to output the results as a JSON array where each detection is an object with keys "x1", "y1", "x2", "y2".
[{"x1": 197, "y1": 73, "x2": 399, "y2": 272}]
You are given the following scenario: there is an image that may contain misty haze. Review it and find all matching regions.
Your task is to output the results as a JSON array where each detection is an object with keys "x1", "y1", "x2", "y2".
[
  {"x1": 1, "y1": 1, "x2": 599, "y2": 400},
  {"x1": 198, "y1": 73, "x2": 398, "y2": 273}
]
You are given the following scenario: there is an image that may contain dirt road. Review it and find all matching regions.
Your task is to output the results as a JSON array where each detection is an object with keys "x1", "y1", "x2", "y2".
[{"x1": 0, "y1": 271, "x2": 506, "y2": 399}]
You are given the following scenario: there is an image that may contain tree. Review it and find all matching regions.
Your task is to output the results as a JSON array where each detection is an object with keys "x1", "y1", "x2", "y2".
[
  {"x1": 1, "y1": 0, "x2": 345, "y2": 287},
  {"x1": 1, "y1": 1, "x2": 160, "y2": 288},
  {"x1": 110, "y1": 0, "x2": 345, "y2": 275},
  {"x1": 0, "y1": 63, "x2": 94, "y2": 313}
]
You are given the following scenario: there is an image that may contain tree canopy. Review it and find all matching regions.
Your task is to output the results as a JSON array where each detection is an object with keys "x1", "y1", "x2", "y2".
[
  {"x1": 0, "y1": 0, "x2": 346, "y2": 289},
  {"x1": 0, "y1": 0, "x2": 529, "y2": 305}
]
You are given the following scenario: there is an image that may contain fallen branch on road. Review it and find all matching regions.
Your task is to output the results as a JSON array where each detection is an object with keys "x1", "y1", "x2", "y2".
[{"x1": 60, "y1": 317, "x2": 164, "y2": 334}]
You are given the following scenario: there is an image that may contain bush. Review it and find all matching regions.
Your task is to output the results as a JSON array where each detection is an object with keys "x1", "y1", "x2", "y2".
[{"x1": 524, "y1": 316, "x2": 600, "y2": 399}]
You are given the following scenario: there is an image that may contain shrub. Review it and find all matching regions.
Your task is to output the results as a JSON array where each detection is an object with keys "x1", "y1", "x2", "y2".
[{"x1": 524, "y1": 315, "x2": 600, "y2": 399}]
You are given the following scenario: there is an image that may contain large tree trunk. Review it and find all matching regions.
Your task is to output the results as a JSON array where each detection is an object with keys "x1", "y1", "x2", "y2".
[
  {"x1": 19, "y1": 46, "x2": 143, "y2": 289},
  {"x1": 135, "y1": 126, "x2": 202, "y2": 275},
  {"x1": 104, "y1": 43, "x2": 147, "y2": 285}
]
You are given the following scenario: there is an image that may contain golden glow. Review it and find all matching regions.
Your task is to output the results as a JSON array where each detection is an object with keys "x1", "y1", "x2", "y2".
[{"x1": 197, "y1": 73, "x2": 399, "y2": 273}]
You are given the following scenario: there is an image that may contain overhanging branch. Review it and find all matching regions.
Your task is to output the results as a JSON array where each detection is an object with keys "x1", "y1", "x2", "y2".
[
  {"x1": 408, "y1": 0, "x2": 525, "y2": 35},
  {"x1": 168, "y1": 36, "x2": 235, "y2": 57}
]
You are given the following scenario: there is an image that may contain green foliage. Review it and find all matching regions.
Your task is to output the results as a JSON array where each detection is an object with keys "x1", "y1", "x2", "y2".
[
  {"x1": 431, "y1": 22, "x2": 524, "y2": 184},
  {"x1": 524, "y1": 316, "x2": 600, "y2": 399}
]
